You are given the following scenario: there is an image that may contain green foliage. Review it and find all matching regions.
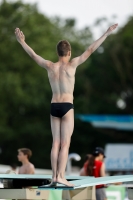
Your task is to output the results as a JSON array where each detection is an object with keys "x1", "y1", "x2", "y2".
[
  {"x1": 0, "y1": 0, "x2": 92, "y2": 168},
  {"x1": 84, "y1": 17, "x2": 133, "y2": 114},
  {"x1": 0, "y1": 0, "x2": 133, "y2": 169}
]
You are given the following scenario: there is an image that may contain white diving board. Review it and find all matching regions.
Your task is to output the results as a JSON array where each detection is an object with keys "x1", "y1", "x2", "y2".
[
  {"x1": 0, "y1": 174, "x2": 133, "y2": 200},
  {"x1": 0, "y1": 173, "x2": 94, "y2": 180}
]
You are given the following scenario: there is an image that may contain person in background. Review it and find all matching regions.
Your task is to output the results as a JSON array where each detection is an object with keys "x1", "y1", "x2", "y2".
[
  {"x1": 80, "y1": 147, "x2": 107, "y2": 200},
  {"x1": 17, "y1": 148, "x2": 35, "y2": 174},
  {"x1": 10, "y1": 163, "x2": 18, "y2": 173}
]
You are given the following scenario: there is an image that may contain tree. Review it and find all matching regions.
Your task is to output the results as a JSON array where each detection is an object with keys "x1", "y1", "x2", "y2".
[
  {"x1": 0, "y1": 0, "x2": 93, "y2": 168},
  {"x1": 0, "y1": 0, "x2": 132, "y2": 169},
  {"x1": 83, "y1": 16, "x2": 133, "y2": 114}
]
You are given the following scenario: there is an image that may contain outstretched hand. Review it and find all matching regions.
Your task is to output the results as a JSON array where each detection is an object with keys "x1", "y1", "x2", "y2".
[
  {"x1": 15, "y1": 28, "x2": 25, "y2": 43},
  {"x1": 105, "y1": 24, "x2": 118, "y2": 36}
]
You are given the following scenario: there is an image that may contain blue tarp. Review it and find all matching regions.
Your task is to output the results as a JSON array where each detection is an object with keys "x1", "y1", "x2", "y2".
[{"x1": 76, "y1": 115, "x2": 133, "y2": 131}]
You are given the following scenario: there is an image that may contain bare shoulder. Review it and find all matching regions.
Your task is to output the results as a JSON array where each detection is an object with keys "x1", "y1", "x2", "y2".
[
  {"x1": 47, "y1": 60, "x2": 53, "y2": 67},
  {"x1": 47, "y1": 61, "x2": 56, "y2": 70},
  {"x1": 70, "y1": 57, "x2": 80, "y2": 68},
  {"x1": 18, "y1": 166, "x2": 22, "y2": 173},
  {"x1": 29, "y1": 162, "x2": 35, "y2": 169},
  {"x1": 26, "y1": 162, "x2": 35, "y2": 174},
  {"x1": 18, "y1": 166, "x2": 26, "y2": 174},
  {"x1": 34, "y1": 55, "x2": 53, "y2": 70},
  {"x1": 44, "y1": 60, "x2": 53, "y2": 70}
]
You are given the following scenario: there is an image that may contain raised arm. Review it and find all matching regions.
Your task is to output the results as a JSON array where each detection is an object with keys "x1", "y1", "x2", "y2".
[
  {"x1": 71, "y1": 24, "x2": 118, "y2": 67},
  {"x1": 15, "y1": 28, "x2": 52, "y2": 70}
]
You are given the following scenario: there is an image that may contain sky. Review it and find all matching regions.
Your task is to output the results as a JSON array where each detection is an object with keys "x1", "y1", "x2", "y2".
[{"x1": 8, "y1": 0, "x2": 133, "y2": 38}]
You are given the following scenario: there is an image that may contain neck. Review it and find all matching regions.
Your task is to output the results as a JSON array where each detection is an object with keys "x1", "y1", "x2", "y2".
[
  {"x1": 21, "y1": 159, "x2": 29, "y2": 165},
  {"x1": 58, "y1": 56, "x2": 70, "y2": 63},
  {"x1": 95, "y1": 157, "x2": 100, "y2": 161}
]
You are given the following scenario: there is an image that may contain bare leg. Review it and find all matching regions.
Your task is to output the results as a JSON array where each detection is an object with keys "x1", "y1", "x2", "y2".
[
  {"x1": 56, "y1": 109, "x2": 74, "y2": 186},
  {"x1": 50, "y1": 116, "x2": 61, "y2": 183}
]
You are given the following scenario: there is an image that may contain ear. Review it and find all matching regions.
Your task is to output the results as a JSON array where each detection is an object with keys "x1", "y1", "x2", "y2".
[{"x1": 68, "y1": 51, "x2": 71, "y2": 56}]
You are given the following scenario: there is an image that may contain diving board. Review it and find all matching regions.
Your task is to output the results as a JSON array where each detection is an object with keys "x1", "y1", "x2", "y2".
[{"x1": 0, "y1": 174, "x2": 133, "y2": 199}]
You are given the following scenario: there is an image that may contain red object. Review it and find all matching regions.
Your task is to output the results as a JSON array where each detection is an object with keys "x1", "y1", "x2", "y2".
[{"x1": 84, "y1": 160, "x2": 104, "y2": 188}]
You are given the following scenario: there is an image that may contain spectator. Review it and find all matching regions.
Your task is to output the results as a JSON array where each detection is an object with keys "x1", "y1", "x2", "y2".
[
  {"x1": 17, "y1": 148, "x2": 35, "y2": 174},
  {"x1": 10, "y1": 163, "x2": 18, "y2": 173},
  {"x1": 80, "y1": 147, "x2": 107, "y2": 200}
]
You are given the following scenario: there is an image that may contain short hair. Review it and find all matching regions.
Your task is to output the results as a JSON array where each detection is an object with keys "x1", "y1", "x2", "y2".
[
  {"x1": 56, "y1": 40, "x2": 71, "y2": 56},
  {"x1": 10, "y1": 163, "x2": 17, "y2": 170},
  {"x1": 18, "y1": 148, "x2": 32, "y2": 160}
]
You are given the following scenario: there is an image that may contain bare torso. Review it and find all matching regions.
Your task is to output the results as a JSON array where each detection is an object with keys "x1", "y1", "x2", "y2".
[
  {"x1": 47, "y1": 61, "x2": 76, "y2": 103},
  {"x1": 15, "y1": 24, "x2": 118, "y2": 187},
  {"x1": 19, "y1": 162, "x2": 35, "y2": 174}
]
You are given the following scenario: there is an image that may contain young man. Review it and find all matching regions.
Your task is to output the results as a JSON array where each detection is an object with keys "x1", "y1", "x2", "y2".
[
  {"x1": 17, "y1": 148, "x2": 35, "y2": 174},
  {"x1": 15, "y1": 23, "x2": 118, "y2": 186}
]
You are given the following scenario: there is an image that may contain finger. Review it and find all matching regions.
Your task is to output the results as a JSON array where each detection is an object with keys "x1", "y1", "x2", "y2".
[
  {"x1": 17, "y1": 28, "x2": 21, "y2": 33},
  {"x1": 16, "y1": 29, "x2": 20, "y2": 35},
  {"x1": 15, "y1": 28, "x2": 19, "y2": 32},
  {"x1": 21, "y1": 32, "x2": 24, "y2": 38},
  {"x1": 15, "y1": 30, "x2": 18, "y2": 35},
  {"x1": 16, "y1": 28, "x2": 20, "y2": 33},
  {"x1": 111, "y1": 24, "x2": 117, "y2": 30},
  {"x1": 18, "y1": 31, "x2": 21, "y2": 37},
  {"x1": 113, "y1": 24, "x2": 117, "y2": 27},
  {"x1": 113, "y1": 24, "x2": 118, "y2": 28},
  {"x1": 113, "y1": 25, "x2": 117, "y2": 29},
  {"x1": 111, "y1": 24, "x2": 117, "y2": 28}
]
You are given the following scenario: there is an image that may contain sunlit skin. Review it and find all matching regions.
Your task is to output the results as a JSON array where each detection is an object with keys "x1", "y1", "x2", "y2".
[
  {"x1": 17, "y1": 151, "x2": 35, "y2": 174},
  {"x1": 15, "y1": 23, "x2": 118, "y2": 186}
]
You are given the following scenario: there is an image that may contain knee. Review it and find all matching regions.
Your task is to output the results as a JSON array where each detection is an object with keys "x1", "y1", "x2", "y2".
[
  {"x1": 60, "y1": 140, "x2": 70, "y2": 149},
  {"x1": 52, "y1": 140, "x2": 60, "y2": 149}
]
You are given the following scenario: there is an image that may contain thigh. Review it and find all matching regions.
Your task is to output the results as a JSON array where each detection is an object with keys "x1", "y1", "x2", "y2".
[
  {"x1": 60, "y1": 109, "x2": 74, "y2": 143},
  {"x1": 50, "y1": 115, "x2": 61, "y2": 141}
]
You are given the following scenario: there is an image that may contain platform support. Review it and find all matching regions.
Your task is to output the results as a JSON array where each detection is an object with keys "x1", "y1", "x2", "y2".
[
  {"x1": 0, "y1": 186, "x2": 96, "y2": 200},
  {"x1": 62, "y1": 186, "x2": 95, "y2": 200}
]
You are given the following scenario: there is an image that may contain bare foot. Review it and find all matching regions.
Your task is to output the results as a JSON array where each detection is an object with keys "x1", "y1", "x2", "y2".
[
  {"x1": 41, "y1": 177, "x2": 57, "y2": 187},
  {"x1": 52, "y1": 177, "x2": 56, "y2": 182},
  {"x1": 49, "y1": 177, "x2": 57, "y2": 185},
  {"x1": 56, "y1": 177, "x2": 74, "y2": 187},
  {"x1": 40, "y1": 182, "x2": 57, "y2": 187},
  {"x1": 48, "y1": 178, "x2": 57, "y2": 186}
]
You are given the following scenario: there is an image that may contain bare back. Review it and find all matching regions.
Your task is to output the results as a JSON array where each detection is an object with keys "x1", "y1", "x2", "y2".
[
  {"x1": 15, "y1": 24, "x2": 118, "y2": 103},
  {"x1": 47, "y1": 61, "x2": 76, "y2": 103},
  {"x1": 19, "y1": 163, "x2": 35, "y2": 174}
]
